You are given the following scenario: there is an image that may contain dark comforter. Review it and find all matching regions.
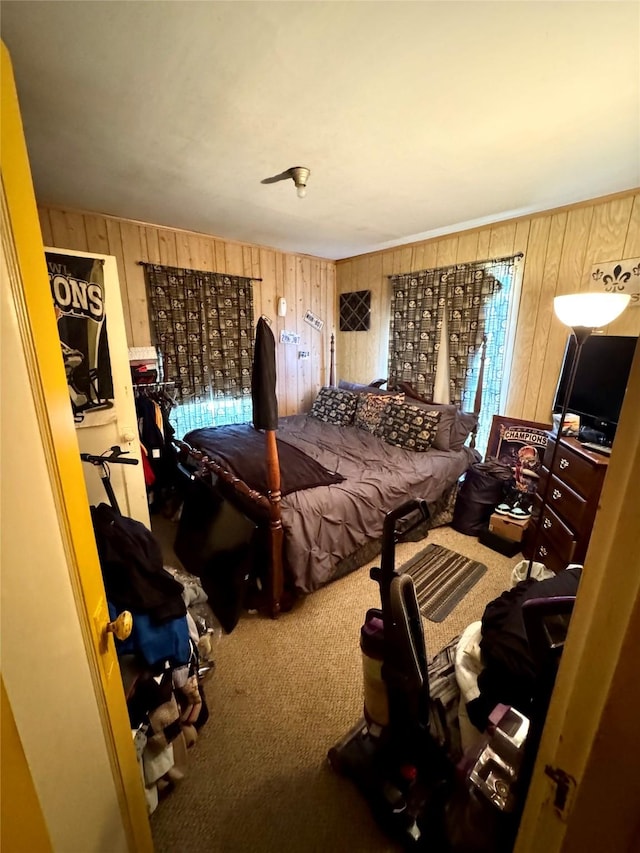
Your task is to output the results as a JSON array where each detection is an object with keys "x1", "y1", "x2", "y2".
[{"x1": 186, "y1": 415, "x2": 477, "y2": 594}]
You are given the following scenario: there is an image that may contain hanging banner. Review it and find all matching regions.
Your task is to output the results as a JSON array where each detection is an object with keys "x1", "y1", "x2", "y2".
[{"x1": 46, "y1": 252, "x2": 114, "y2": 424}]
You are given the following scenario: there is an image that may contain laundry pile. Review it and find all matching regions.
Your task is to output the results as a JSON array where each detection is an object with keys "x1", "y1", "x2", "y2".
[{"x1": 91, "y1": 503, "x2": 219, "y2": 812}]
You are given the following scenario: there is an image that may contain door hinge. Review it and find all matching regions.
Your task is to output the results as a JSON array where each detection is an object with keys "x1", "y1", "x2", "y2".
[{"x1": 544, "y1": 764, "x2": 577, "y2": 820}]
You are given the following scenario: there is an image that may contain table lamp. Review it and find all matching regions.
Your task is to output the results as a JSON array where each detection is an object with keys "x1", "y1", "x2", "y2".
[{"x1": 526, "y1": 291, "x2": 630, "y2": 579}]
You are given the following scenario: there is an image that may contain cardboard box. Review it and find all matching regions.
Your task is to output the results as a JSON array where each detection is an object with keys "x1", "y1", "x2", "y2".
[
  {"x1": 488, "y1": 513, "x2": 530, "y2": 543},
  {"x1": 479, "y1": 528, "x2": 522, "y2": 557}
]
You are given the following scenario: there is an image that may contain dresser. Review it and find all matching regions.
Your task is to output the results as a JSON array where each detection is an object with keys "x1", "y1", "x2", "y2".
[{"x1": 523, "y1": 435, "x2": 609, "y2": 574}]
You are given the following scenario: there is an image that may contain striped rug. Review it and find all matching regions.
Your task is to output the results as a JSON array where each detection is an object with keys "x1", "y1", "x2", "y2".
[{"x1": 402, "y1": 543, "x2": 487, "y2": 622}]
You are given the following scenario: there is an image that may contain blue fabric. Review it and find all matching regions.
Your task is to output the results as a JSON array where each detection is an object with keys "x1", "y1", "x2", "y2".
[{"x1": 109, "y1": 602, "x2": 191, "y2": 667}]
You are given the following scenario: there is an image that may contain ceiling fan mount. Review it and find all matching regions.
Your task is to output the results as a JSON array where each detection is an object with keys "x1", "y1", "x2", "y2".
[{"x1": 261, "y1": 166, "x2": 311, "y2": 198}]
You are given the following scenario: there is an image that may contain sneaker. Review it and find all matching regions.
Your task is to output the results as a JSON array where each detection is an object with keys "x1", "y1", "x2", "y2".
[
  {"x1": 508, "y1": 505, "x2": 531, "y2": 521},
  {"x1": 495, "y1": 503, "x2": 512, "y2": 515}
]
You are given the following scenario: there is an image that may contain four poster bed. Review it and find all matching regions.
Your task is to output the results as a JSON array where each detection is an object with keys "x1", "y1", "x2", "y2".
[{"x1": 174, "y1": 335, "x2": 486, "y2": 620}]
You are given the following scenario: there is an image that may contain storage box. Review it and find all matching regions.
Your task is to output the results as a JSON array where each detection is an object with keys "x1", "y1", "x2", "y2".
[
  {"x1": 479, "y1": 528, "x2": 522, "y2": 557},
  {"x1": 488, "y1": 513, "x2": 530, "y2": 543}
]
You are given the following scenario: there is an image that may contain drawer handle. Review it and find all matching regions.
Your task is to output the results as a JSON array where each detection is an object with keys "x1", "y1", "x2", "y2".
[
  {"x1": 539, "y1": 545, "x2": 548, "y2": 557},
  {"x1": 543, "y1": 518, "x2": 552, "y2": 530},
  {"x1": 559, "y1": 457, "x2": 569, "y2": 470},
  {"x1": 552, "y1": 488, "x2": 562, "y2": 500}
]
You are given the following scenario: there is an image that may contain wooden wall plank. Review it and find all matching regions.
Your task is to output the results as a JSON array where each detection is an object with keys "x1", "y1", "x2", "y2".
[
  {"x1": 157, "y1": 229, "x2": 178, "y2": 268},
  {"x1": 104, "y1": 219, "x2": 133, "y2": 344},
  {"x1": 504, "y1": 216, "x2": 551, "y2": 418},
  {"x1": 37, "y1": 206, "x2": 53, "y2": 246},
  {"x1": 118, "y1": 222, "x2": 148, "y2": 347},
  {"x1": 84, "y1": 214, "x2": 110, "y2": 256},
  {"x1": 488, "y1": 222, "x2": 516, "y2": 258},
  {"x1": 436, "y1": 236, "x2": 458, "y2": 267},
  {"x1": 623, "y1": 194, "x2": 640, "y2": 257},
  {"x1": 456, "y1": 230, "x2": 479, "y2": 263},
  {"x1": 525, "y1": 211, "x2": 567, "y2": 422}
]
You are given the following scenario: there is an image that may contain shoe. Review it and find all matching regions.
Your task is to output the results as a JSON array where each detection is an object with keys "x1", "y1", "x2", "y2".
[
  {"x1": 508, "y1": 505, "x2": 531, "y2": 521},
  {"x1": 495, "y1": 503, "x2": 511, "y2": 515}
]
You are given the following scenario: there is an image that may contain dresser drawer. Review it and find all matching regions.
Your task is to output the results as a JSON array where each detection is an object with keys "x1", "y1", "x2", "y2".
[
  {"x1": 546, "y1": 474, "x2": 588, "y2": 531},
  {"x1": 545, "y1": 436, "x2": 606, "y2": 500},
  {"x1": 530, "y1": 534, "x2": 570, "y2": 575},
  {"x1": 537, "y1": 501, "x2": 577, "y2": 563}
]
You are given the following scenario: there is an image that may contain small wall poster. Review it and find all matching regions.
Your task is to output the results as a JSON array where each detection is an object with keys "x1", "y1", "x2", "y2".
[{"x1": 46, "y1": 252, "x2": 114, "y2": 424}]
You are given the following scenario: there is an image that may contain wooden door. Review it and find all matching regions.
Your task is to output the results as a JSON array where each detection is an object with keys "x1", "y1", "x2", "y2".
[{"x1": 1, "y1": 41, "x2": 153, "y2": 852}]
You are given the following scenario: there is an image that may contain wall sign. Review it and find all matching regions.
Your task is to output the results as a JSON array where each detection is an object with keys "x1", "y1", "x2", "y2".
[
  {"x1": 591, "y1": 257, "x2": 640, "y2": 306},
  {"x1": 304, "y1": 309, "x2": 324, "y2": 331},
  {"x1": 280, "y1": 330, "x2": 300, "y2": 344}
]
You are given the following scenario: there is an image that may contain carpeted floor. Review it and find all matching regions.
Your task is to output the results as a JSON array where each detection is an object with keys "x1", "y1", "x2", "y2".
[{"x1": 150, "y1": 518, "x2": 520, "y2": 853}]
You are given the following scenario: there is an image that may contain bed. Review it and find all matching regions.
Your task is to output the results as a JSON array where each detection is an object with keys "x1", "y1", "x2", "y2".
[{"x1": 174, "y1": 374, "x2": 482, "y2": 619}]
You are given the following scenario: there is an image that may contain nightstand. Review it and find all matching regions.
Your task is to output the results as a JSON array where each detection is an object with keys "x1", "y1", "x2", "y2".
[{"x1": 523, "y1": 435, "x2": 609, "y2": 574}]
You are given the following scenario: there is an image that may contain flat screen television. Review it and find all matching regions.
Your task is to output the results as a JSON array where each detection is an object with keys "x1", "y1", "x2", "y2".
[{"x1": 553, "y1": 334, "x2": 637, "y2": 446}]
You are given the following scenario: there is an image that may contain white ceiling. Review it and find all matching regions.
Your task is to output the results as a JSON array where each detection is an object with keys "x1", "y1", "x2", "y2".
[{"x1": 2, "y1": 1, "x2": 639, "y2": 260}]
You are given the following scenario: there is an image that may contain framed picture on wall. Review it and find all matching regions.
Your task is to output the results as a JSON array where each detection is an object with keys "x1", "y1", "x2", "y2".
[{"x1": 486, "y1": 415, "x2": 552, "y2": 495}]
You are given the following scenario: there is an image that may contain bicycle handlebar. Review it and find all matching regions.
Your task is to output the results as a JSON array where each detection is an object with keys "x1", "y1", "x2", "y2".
[{"x1": 80, "y1": 446, "x2": 139, "y2": 466}]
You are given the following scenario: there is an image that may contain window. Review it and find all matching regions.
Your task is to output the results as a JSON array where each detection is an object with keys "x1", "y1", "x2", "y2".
[
  {"x1": 143, "y1": 263, "x2": 255, "y2": 436},
  {"x1": 389, "y1": 254, "x2": 522, "y2": 457}
]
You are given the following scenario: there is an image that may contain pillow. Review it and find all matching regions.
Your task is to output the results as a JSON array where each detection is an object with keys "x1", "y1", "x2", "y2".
[
  {"x1": 450, "y1": 411, "x2": 479, "y2": 451},
  {"x1": 338, "y1": 379, "x2": 392, "y2": 397},
  {"x1": 375, "y1": 400, "x2": 441, "y2": 452},
  {"x1": 309, "y1": 386, "x2": 357, "y2": 426},
  {"x1": 354, "y1": 392, "x2": 404, "y2": 433},
  {"x1": 398, "y1": 398, "x2": 458, "y2": 452}
]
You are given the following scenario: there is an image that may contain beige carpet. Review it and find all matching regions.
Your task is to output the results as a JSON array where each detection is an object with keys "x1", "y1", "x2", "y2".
[{"x1": 150, "y1": 519, "x2": 520, "y2": 853}]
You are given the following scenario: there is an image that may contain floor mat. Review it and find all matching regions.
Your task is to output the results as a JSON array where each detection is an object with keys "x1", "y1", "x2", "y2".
[{"x1": 402, "y1": 543, "x2": 487, "y2": 622}]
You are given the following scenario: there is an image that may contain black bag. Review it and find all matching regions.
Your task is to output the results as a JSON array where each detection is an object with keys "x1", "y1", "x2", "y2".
[{"x1": 451, "y1": 460, "x2": 513, "y2": 536}]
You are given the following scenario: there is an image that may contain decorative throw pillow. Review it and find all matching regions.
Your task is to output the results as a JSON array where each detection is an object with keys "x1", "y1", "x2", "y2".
[
  {"x1": 397, "y1": 397, "x2": 458, "y2": 452},
  {"x1": 354, "y1": 392, "x2": 404, "y2": 433},
  {"x1": 375, "y1": 401, "x2": 441, "y2": 452},
  {"x1": 309, "y1": 386, "x2": 358, "y2": 426}
]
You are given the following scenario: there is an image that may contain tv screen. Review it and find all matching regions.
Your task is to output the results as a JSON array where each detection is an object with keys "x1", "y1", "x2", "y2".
[{"x1": 553, "y1": 334, "x2": 637, "y2": 439}]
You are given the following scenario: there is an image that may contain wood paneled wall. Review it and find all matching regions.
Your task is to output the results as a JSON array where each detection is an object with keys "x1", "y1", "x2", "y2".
[
  {"x1": 336, "y1": 191, "x2": 640, "y2": 424},
  {"x1": 37, "y1": 206, "x2": 336, "y2": 416}
]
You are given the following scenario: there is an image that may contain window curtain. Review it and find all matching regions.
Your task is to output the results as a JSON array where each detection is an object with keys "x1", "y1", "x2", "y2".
[
  {"x1": 389, "y1": 255, "x2": 521, "y2": 451},
  {"x1": 143, "y1": 263, "x2": 255, "y2": 436},
  {"x1": 388, "y1": 270, "x2": 447, "y2": 400}
]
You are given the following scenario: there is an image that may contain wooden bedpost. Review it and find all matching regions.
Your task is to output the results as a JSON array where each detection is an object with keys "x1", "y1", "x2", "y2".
[
  {"x1": 470, "y1": 335, "x2": 487, "y2": 450},
  {"x1": 329, "y1": 332, "x2": 335, "y2": 387},
  {"x1": 265, "y1": 430, "x2": 284, "y2": 618}
]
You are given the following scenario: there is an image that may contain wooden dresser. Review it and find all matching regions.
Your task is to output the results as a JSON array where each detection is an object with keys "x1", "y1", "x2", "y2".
[{"x1": 523, "y1": 435, "x2": 609, "y2": 574}]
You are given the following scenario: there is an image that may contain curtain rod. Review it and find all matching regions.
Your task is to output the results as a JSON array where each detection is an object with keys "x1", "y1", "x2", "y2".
[
  {"x1": 387, "y1": 251, "x2": 524, "y2": 278},
  {"x1": 137, "y1": 260, "x2": 262, "y2": 281}
]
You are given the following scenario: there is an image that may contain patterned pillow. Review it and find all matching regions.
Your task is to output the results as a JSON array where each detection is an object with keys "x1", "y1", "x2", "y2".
[
  {"x1": 354, "y1": 392, "x2": 404, "y2": 433},
  {"x1": 309, "y1": 386, "x2": 358, "y2": 426},
  {"x1": 375, "y1": 401, "x2": 441, "y2": 452}
]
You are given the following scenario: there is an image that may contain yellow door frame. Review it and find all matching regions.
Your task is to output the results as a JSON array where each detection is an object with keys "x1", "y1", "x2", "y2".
[{"x1": 1, "y1": 41, "x2": 153, "y2": 852}]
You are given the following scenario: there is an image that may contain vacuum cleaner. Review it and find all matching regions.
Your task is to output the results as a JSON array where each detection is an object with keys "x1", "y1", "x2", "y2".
[{"x1": 328, "y1": 499, "x2": 453, "y2": 847}]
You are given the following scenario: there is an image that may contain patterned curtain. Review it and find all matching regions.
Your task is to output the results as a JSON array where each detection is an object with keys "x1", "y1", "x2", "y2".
[
  {"x1": 445, "y1": 264, "x2": 502, "y2": 407},
  {"x1": 143, "y1": 264, "x2": 255, "y2": 435},
  {"x1": 388, "y1": 270, "x2": 446, "y2": 400},
  {"x1": 388, "y1": 255, "x2": 522, "y2": 453}
]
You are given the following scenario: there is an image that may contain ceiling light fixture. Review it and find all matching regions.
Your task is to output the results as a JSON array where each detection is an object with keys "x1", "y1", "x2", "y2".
[
  {"x1": 261, "y1": 166, "x2": 311, "y2": 198},
  {"x1": 290, "y1": 166, "x2": 310, "y2": 198}
]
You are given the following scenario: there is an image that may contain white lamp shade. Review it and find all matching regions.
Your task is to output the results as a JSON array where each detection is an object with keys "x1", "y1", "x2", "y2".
[{"x1": 553, "y1": 292, "x2": 630, "y2": 329}]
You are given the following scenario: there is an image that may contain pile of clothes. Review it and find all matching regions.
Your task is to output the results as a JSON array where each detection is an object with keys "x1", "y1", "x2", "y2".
[{"x1": 91, "y1": 503, "x2": 220, "y2": 812}]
